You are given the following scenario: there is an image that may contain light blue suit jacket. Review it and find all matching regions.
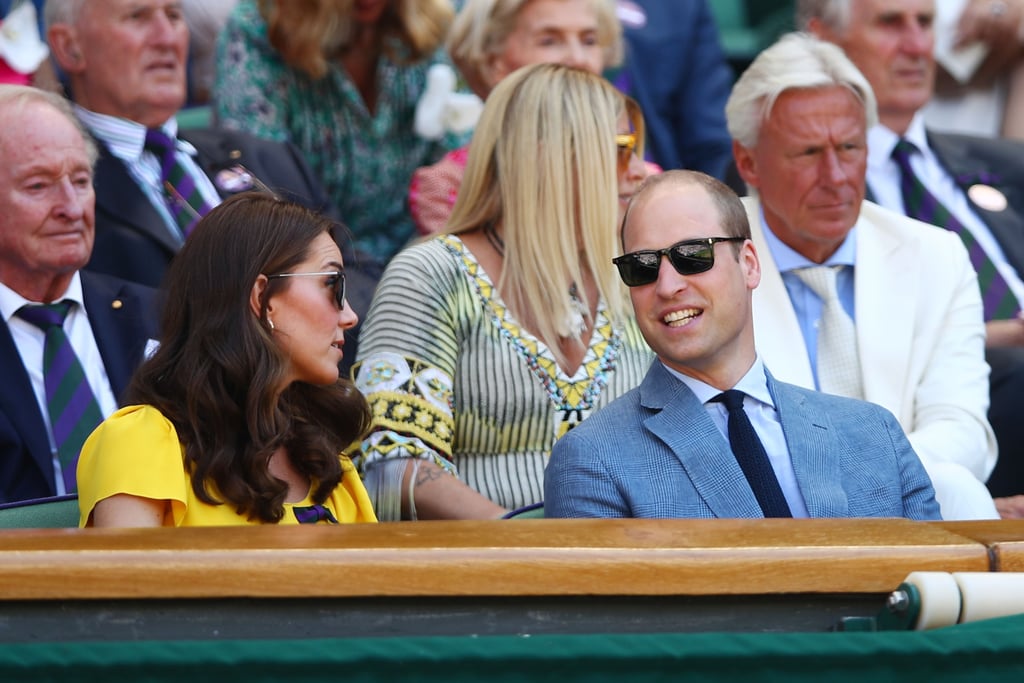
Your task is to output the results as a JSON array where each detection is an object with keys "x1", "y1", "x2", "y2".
[{"x1": 544, "y1": 363, "x2": 941, "y2": 520}]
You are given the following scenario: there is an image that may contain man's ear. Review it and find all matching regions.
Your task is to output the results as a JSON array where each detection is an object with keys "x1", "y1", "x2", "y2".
[
  {"x1": 806, "y1": 17, "x2": 834, "y2": 41},
  {"x1": 732, "y1": 139, "x2": 760, "y2": 191},
  {"x1": 47, "y1": 25, "x2": 85, "y2": 73}
]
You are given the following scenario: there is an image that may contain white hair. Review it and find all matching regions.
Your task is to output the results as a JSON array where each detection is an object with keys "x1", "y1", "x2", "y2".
[
  {"x1": 795, "y1": 0, "x2": 852, "y2": 32},
  {"x1": 725, "y1": 31, "x2": 878, "y2": 148}
]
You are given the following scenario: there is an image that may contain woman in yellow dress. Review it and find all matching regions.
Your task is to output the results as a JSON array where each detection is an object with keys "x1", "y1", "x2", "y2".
[{"x1": 77, "y1": 193, "x2": 376, "y2": 526}]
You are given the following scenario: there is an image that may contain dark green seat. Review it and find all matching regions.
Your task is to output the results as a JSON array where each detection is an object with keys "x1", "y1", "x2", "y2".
[{"x1": 0, "y1": 495, "x2": 79, "y2": 529}]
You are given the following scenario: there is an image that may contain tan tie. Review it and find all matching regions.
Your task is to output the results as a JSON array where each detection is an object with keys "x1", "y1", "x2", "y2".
[{"x1": 793, "y1": 266, "x2": 864, "y2": 400}]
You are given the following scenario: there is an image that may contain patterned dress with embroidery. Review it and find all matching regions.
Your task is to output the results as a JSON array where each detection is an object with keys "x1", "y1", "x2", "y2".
[{"x1": 353, "y1": 235, "x2": 654, "y2": 516}]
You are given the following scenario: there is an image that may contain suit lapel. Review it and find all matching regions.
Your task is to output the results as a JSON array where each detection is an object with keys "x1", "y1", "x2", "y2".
[
  {"x1": 184, "y1": 129, "x2": 271, "y2": 200},
  {"x1": 640, "y1": 364, "x2": 764, "y2": 518},
  {"x1": 0, "y1": 320, "x2": 55, "y2": 488},
  {"x1": 927, "y1": 130, "x2": 1024, "y2": 277},
  {"x1": 768, "y1": 376, "x2": 848, "y2": 517},
  {"x1": 81, "y1": 273, "x2": 146, "y2": 403},
  {"x1": 851, "y1": 204, "x2": 916, "y2": 409},
  {"x1": 92, "y1": 144, "x2": 182, "y2": 255}
]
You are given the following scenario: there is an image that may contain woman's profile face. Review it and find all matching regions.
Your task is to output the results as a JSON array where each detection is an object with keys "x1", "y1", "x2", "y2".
[
  {"x1": 266, "y1": 232, "x2": 358, "y2": 386},
  {"x1": 488, "y1": 0, "x2": 604, "y2": 90}
]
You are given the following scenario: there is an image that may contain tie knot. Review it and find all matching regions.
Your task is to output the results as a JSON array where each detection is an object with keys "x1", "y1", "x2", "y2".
[
  {"x1": 891, "y1": 138, "x2": 918, "y2": 164},
  {"x1": 793, "y1": 265, "x2": 842, "y2": 301},
  {"x1": 712, "y1": 389, "x2": 746, "y2": 412},
  {"x1": 17, "y1": 301, "x2": 74, "y2": 330},
  {"x1": 144, "y1": 128, "x2": 176, "y2": 157}
]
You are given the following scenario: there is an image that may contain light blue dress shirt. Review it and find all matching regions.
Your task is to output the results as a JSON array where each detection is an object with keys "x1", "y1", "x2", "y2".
[{"x1": 759, "y1": 208, "x2": 856, "y2": 391}]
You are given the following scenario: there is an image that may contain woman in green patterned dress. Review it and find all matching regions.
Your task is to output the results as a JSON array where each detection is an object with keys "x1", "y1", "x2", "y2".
[
  {"x1": 352, "y1": 63, "x2": 654, "y2": 520},
  {"x1": 214, "y1": 0, "x2": 468, "y2": 267}
]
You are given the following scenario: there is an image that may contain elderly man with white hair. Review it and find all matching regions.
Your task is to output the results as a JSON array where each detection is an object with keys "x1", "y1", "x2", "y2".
[{"x1": 727, "y1": 31, "x2": 998, "y2": 519}]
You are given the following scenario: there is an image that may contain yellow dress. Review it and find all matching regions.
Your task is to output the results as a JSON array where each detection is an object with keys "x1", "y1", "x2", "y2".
[{"x1": 77, "y1": 405, "x2": 377, "y2": 527}]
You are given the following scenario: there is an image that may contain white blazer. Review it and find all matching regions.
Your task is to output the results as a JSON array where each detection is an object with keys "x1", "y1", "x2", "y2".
[{"x1": 746, "y1": 197, "x2": 997, "y2": 509}]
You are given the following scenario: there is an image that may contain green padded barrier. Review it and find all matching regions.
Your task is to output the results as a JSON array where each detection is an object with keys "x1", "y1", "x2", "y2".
[{"x1": 1, "y1": 613, "x2": 1022, "y2": 682}]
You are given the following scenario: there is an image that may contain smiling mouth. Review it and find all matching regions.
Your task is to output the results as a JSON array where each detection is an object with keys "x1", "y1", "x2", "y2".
[{"x1": 664, "y1": 308, "x2": 700, "y2": 327}]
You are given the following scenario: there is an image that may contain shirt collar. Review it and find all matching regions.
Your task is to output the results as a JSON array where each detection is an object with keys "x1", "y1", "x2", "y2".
[
  {"x1": 0, "y1": 272, "x2": 85, "y2": 323},
  {"x1": 74, "y1": 105, "x2": 192, "y2": 162},
  {"x1": 661, "y1": 356, "x2": 775, "y2": 408},
  {"x1": 868, "y1": 112, "x2": 931, "y2": 169}
]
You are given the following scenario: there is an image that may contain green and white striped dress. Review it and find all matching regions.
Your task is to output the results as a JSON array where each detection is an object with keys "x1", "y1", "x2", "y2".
[{"x1": 353, "y1": 235, "x2": 654, "y2": 518}]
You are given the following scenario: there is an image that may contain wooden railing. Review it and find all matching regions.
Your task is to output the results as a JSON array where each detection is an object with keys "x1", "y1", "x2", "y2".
[{"x1": 0, "y1": 518, "x2": 1022, "y2": 641}]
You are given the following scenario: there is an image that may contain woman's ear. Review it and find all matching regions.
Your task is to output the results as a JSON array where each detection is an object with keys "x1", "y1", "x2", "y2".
[{"x1": 250, "y1": 274, "x2": 269, "y2": 320}]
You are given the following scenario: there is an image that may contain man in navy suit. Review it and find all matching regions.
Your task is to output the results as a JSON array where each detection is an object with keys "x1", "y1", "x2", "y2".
[
  {"x1": 544, "y1": 170, "x2": 940, "y2": 520},
  {"x1": 798, "y1": 0, "x2": 1024, "y2": 514},
  {"x1": 44, "y1": 0, "x2": 376, "y2": 375},
  {"x1": 0, "y1": 85, "x2": 160, "y2": 504}
]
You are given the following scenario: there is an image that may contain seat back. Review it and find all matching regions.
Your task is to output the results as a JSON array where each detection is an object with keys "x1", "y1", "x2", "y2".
[{"x1": 0, "y1": 494, "x2": 80, "y2": 529}]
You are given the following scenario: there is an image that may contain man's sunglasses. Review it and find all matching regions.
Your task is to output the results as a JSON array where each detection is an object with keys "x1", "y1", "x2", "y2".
[
  {"x1": 267, "y1": 270, "x2": 346, "y2": 310},
  {"x1": 612, "y1": 237, "x2": 746, "y2": 287}
]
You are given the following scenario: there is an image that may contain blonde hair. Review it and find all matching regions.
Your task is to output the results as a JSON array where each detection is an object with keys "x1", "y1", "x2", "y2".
[
  {"x1": 448, "y1": 0, "x2": 623, "y2": 97},
  {"x1": 259, "y1": 0, "x2": 454, "y2": 79},
  {"x1": 446, "y1": 63, "x2": 630, "y2": 366}
]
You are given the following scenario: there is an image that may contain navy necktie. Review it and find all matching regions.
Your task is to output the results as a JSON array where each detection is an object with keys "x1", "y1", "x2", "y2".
[
  {"x1": 17, "y1": 301, "x2": 104, "y2": 493},
  {"x1": 712, "y1": 390, "x2": 792, "y2": 518}
]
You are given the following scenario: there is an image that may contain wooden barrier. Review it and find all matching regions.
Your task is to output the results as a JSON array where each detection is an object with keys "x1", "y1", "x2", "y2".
[
  {"x1": 937, "y1": 520, "x2": 1024, "y2": 571},
  {"x1": 0, "y1": 518, "x2": 1011, "y2": 641}
]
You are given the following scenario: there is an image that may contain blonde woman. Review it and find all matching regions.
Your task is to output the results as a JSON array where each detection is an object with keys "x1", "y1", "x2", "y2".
[
  {"x1": 214, "y1": 0, "x2": 466, "y2": 266},
  {"x1": 409, "y1": 0, "x2": 639, "y2": 235},
  {"x1": 354, "y1": 63, "x2": 655, "y2": 520}
]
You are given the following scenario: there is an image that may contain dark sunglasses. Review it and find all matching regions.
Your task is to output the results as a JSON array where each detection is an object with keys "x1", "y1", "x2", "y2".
[
  {"x1": 612, "y1": 237, "x2": 746, "y2": 287},
  {"x1": 267, "y1": 270, "x2": 346, "y2": 310}
]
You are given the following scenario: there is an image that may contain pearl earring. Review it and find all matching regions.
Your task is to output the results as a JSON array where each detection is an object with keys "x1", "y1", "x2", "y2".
[{"x1": 267, "y1": 317, "x2": 275, "y2": 331}]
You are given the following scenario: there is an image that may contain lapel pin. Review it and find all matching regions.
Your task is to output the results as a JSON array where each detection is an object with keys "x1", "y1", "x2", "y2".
[
  {"x1": 215, "y1": 164, "x2": 256, "y2": 193},
  {"x1": 111, "y1": 299, "x2": 123, "y2": 310},
  {"x1": 967, "y1": 184, "x2": 1008, "y2": 212}
]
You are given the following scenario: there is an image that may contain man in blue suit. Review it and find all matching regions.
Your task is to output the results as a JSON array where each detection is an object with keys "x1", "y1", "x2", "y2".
[
  {"x1": 0, "y1": 85, "x2": 159, "y2": 504},
  {"x1": 544, "y1": 170, "x2": 940, "y2": 520}
]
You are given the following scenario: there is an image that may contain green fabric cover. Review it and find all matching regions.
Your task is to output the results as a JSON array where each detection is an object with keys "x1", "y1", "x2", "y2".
[{"x1": 1, "y1": 613, "x2": 1022, "y2": 681}]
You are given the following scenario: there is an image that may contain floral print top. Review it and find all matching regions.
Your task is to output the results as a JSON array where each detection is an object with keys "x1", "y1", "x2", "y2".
[{"x1": 214, "y1": 0, "x2": 469, "y2": 264}]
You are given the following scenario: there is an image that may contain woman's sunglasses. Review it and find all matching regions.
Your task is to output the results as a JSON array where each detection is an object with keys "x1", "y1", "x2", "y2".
[
  {"x1": 612, "y1": 237, "x2": 746, "y2": 287},
  {"x1": 616, "y1": 132, "x2": 638, "y2": 174},
  {"x1": 267, "y1": 270, "x2": 347, "y2": 310}
]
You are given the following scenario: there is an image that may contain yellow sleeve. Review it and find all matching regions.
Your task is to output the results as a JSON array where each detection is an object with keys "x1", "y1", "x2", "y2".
[{"x1": 77, "y1": 405, "x2": 191, "y2": 526}]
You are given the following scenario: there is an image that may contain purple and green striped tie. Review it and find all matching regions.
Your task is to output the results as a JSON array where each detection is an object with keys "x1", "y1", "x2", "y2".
[
  {"x1": 17, "y1": 301, "x2": 103, "y2": 493},
  {"x1": 144, "y1": 128, "x2": 213, "y2": 236},
  {"x1": 891, "y1": 138, "x2": 1021, "y2": 320}
]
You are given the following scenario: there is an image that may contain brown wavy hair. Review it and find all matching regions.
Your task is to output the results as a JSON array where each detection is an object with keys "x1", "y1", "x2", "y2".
[
  {"x1": 127, "y1": 193, "x2": 371, "y2": 522},
  {"x1": 259, "y1": 0, "x2": 454, "y2": 79}
]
